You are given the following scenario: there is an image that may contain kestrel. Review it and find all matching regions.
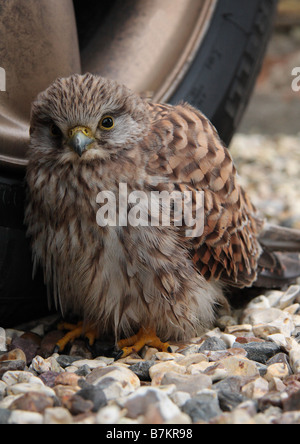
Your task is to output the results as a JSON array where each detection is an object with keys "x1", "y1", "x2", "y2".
[{"x1": 25, "y1": 73, "x2": 300, "y2": 356}]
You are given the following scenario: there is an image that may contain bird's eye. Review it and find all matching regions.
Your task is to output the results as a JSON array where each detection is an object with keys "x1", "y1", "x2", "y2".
[
  {"x1": 50, "y1": 123, "x2": 62, "y2": 138},
  {"x1": 99, "y1": 116, "x2": 115, "y2": 130}
]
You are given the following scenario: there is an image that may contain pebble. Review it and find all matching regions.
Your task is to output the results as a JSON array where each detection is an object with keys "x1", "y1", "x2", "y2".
[
  {"x1": 9, "y1": 336, "x2": 39, "y2": 365},
  {"x1": 86, "y1": 365, "x2": 140, "y2": 400},
  {"x1": 0, "y1": 381, "x2": 6, "y2": 400},
  {"x1": 75, "y1": 385, "x2": 107, "y2": 412},
  {"x1": 65, "y1": 394, "x2": 94, "y2": 416},
  {"x1": 0, "y1": 328, "x2": 7, "y2": 352},
  {"x1": 265, "y1": 363, "x2": 290, "y2": 381},
  {"x1": 54, "y1": 372, "x2": 81, "y2": 387},
  {"x1": 2, "y1": 371, "x2": 44, "y2": 387},
  {"x1": 6, "y1": 383, "x2": 56, "y2": 398},
  {"x1": 39, "y1": 371, "x2": 61, "y2": 387},
  {"x1": 243, "y1": 308, "x2": 295, "y2": 337},
  {"x1": 9, "y1": 410, "x2": 44, "y2": 424},
  {"x1": 149, "y1": 361, "x2": 186, "y2": 386},
  {"x1": 286, "y1": 338, "x2": 300, "y2": 374},
  {"x1": 96, "y1": 405, "x2": 122, "y2": 424},
  {"x1": 9, "y1": 392, "x2": 54, "y2": 413},
  {"x1": 30, "y1": 355, "x2": 63, "y2": 374},
  {"x1": 55, "y1": 355, "x2": 83, "y2": 368},
  {"x1": 67, "y1": 358, "x2": 106, "y2": 370},
  {"x1": 220, "y1": 356, "x2": 260, "y2": 378},
  {"x1": 43, "y1": 407, "x2": 73, "y2": 424},
  {"x1": 233, "y1": 342, "x2": 281, "y2": 364},
  {"x1": 267, "y1": 334, "x2": 288, "y2": 348},
  {"x1": 182, "y1": 390, "x2": 222, "y2": 423},
  {"x1": 0, "y1": 348, "x2": 26, "y2": 364},
  {"x1": 124, "y1": 386, "x2": 181, "y2": 422},
  {"x1": 225, "y1": 325, "x2": 253, "y2": 336},
  {"x1": 161, "y1": 372, "x2": 212, "y2": 395},
  {"x1": 0, "y1": 408, "x2": 11, "y2": 424},
  {"x1": 198, "y1": 337, "x2": 227, "y2": 352},
  {"x1": 278, "y1": 286, "x2": 300, "y2": 310},
  {"x1": 2, "y1": 279, "x2": 300, "y2": 423},
  {"x1": 217, "y1": 390, "x2": 247, "y2": 412},
  {"x1": 129, "y1": 360, "x2": 155, "y2": 381},
  {"x1": 0, "y1": 360, "x2": 26, "y2": 378},
  {"x1": 169, "y1": 391, "x2": 191, "y2": 407},
  {"x1": 241, "y1": 377, "x2": 269, "y2": 400}
]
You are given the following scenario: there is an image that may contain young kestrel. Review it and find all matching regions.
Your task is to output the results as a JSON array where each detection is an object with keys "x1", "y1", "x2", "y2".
[{"x1": 25, "y1": 73, "x2": 300, "y2": 356}]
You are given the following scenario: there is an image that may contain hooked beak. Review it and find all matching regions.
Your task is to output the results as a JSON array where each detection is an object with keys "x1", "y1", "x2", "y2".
[{"x1": 68, "y1": 126, "x2": 95, "y2": 157}]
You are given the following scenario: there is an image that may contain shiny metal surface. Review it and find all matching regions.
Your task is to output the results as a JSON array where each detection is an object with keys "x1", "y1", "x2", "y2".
[
  {"x1": 0, "y1": 0, "x2": 81, "y2": 170},
  {"x1": 0, "y1": 0, "x2": 216, "y2": 171},
  {"x1": 82, "y1": 0, "x2": 216, "y2": 102}
]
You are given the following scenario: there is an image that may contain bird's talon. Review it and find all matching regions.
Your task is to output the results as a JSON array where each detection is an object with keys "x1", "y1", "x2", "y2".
[
  {"x1": 53, "y1": 345, "x2": 60, "y2": 354},
  {"x1": 118, "y1": 327, "x2": 171, "y2": 358},
  {"x1": 55, "y1": 321, "x2": 97, "y2": 353},
  {"x1": 114, "y1": 350, "x2": 125, "y2": 361}
]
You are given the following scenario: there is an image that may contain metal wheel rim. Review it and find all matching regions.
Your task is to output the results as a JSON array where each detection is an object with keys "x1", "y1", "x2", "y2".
[{"x1": 81, "y1": 0, "x2": 217, "y2": 103}]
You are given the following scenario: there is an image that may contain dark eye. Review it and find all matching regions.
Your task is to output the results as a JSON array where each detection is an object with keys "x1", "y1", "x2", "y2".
[
  {"x1": 50, "y1": 123, "x2": 62, "y2": 138},
  {"x1": 99, "y1": 116, "x2": 115, "y2": 130}
]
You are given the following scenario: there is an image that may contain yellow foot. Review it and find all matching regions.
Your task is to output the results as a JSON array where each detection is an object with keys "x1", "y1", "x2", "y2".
[
  {"x1": 118, "y1": 327, "x2": 172, "y2": 358},
  {"x1": 55, "y1": 321, "x2": 97, "y2": 352}
]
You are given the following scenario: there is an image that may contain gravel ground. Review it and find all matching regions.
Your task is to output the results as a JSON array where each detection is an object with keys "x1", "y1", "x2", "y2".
[
  {"x1": 231, "y1": 133, "x2": 300, "y2": 229},
  {"x1": 1, "y1": 285, "x2": 300, "y2": 424},
  {"x1": 1, "y1": 27, "x2": 300, "y2": 425}
]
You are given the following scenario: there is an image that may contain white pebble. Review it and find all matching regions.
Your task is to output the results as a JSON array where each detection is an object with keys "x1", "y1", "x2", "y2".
[
  {"x1": 30, "y1": 356, "x2": 63, "y2": 374},
  {"x1": 71, "y1": 359, "x2": 107, "y2": 369},
  {"x1": 9, "y1": 410, "x2": 43, "y2": 424},
  {"x1": 170, "y1": 391, "x2": 191, "y2": 407},
  {"x1": 220, "y1": 333, "x2": 237, "y2": 348},
  {"x1": 0, "y1": 327, "x2": 7, "y2": 352},
  {"x1": 6, "y1": 383, "x2": 55, "y2": 398},
  {"x1": 246, "y1": 295, "x2": 271, "y2": 310},
  {"x1": 96, "y1": 405, "x2": 122, "y2": 424},
  {"x1": 267, "y1": 334, "x2": 288, "y2": 349},
  {"x1": 286, "y1": 337, "x2": 300, "y2": 374},
  {"x1": 2, "y1": 371, "x2": 44, "y2": 387},
  {"x1": 43, "y1": 407, "x2": 73, "y2": 424},
  {"x1": 279, "y1": 285, "x2": 300, "y2": 310},
  {"x1": 0, "y1": 381, "x2": 7, "y2": 398}
]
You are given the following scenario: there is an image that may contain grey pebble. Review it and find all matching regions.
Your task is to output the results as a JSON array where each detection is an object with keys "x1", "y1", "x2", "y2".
[
  {"x1": 129, "y1": 361, "x2": 155, "y2": 381},
  {"x1": 233, "y1": 342, "x2": 281, "y2": 364},
  {"x1": 76, "y1": 385, "x2": 107, "y2": 412},
  {"x1": 198, "y1": 337, "x2": 227, "y2": 353},
  {"x1": 75, "y1": 364, "x2": 92, "y2": 377},
  {"x1": 217, "y1": 390, "x2": 247, "y2": 412},
  {"x1": 0, "y1": 360, "x2": 26, "y2": 378},
  {"x1": 0, "y1": 408, "x2": 11, "y2": 425},
  {"x1": 213, "y1": 376, "x2": 243, "y2": 394},
  {"x1": 55, "y1": 355, "x2": 83, "y2": 368},
  {"x1": 182, "y1": 391, "x2": 222, "y2": 423}
]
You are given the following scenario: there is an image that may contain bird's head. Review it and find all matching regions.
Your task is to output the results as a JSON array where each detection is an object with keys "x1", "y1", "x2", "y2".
[{"x1": 29, "y1": 73, "x2": 150, "y2": 163}]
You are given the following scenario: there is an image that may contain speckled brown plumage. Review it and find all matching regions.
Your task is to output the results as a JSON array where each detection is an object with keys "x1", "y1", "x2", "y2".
[{"x1": 25, "y1": 73, "x2": 296, "y2": 345}]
